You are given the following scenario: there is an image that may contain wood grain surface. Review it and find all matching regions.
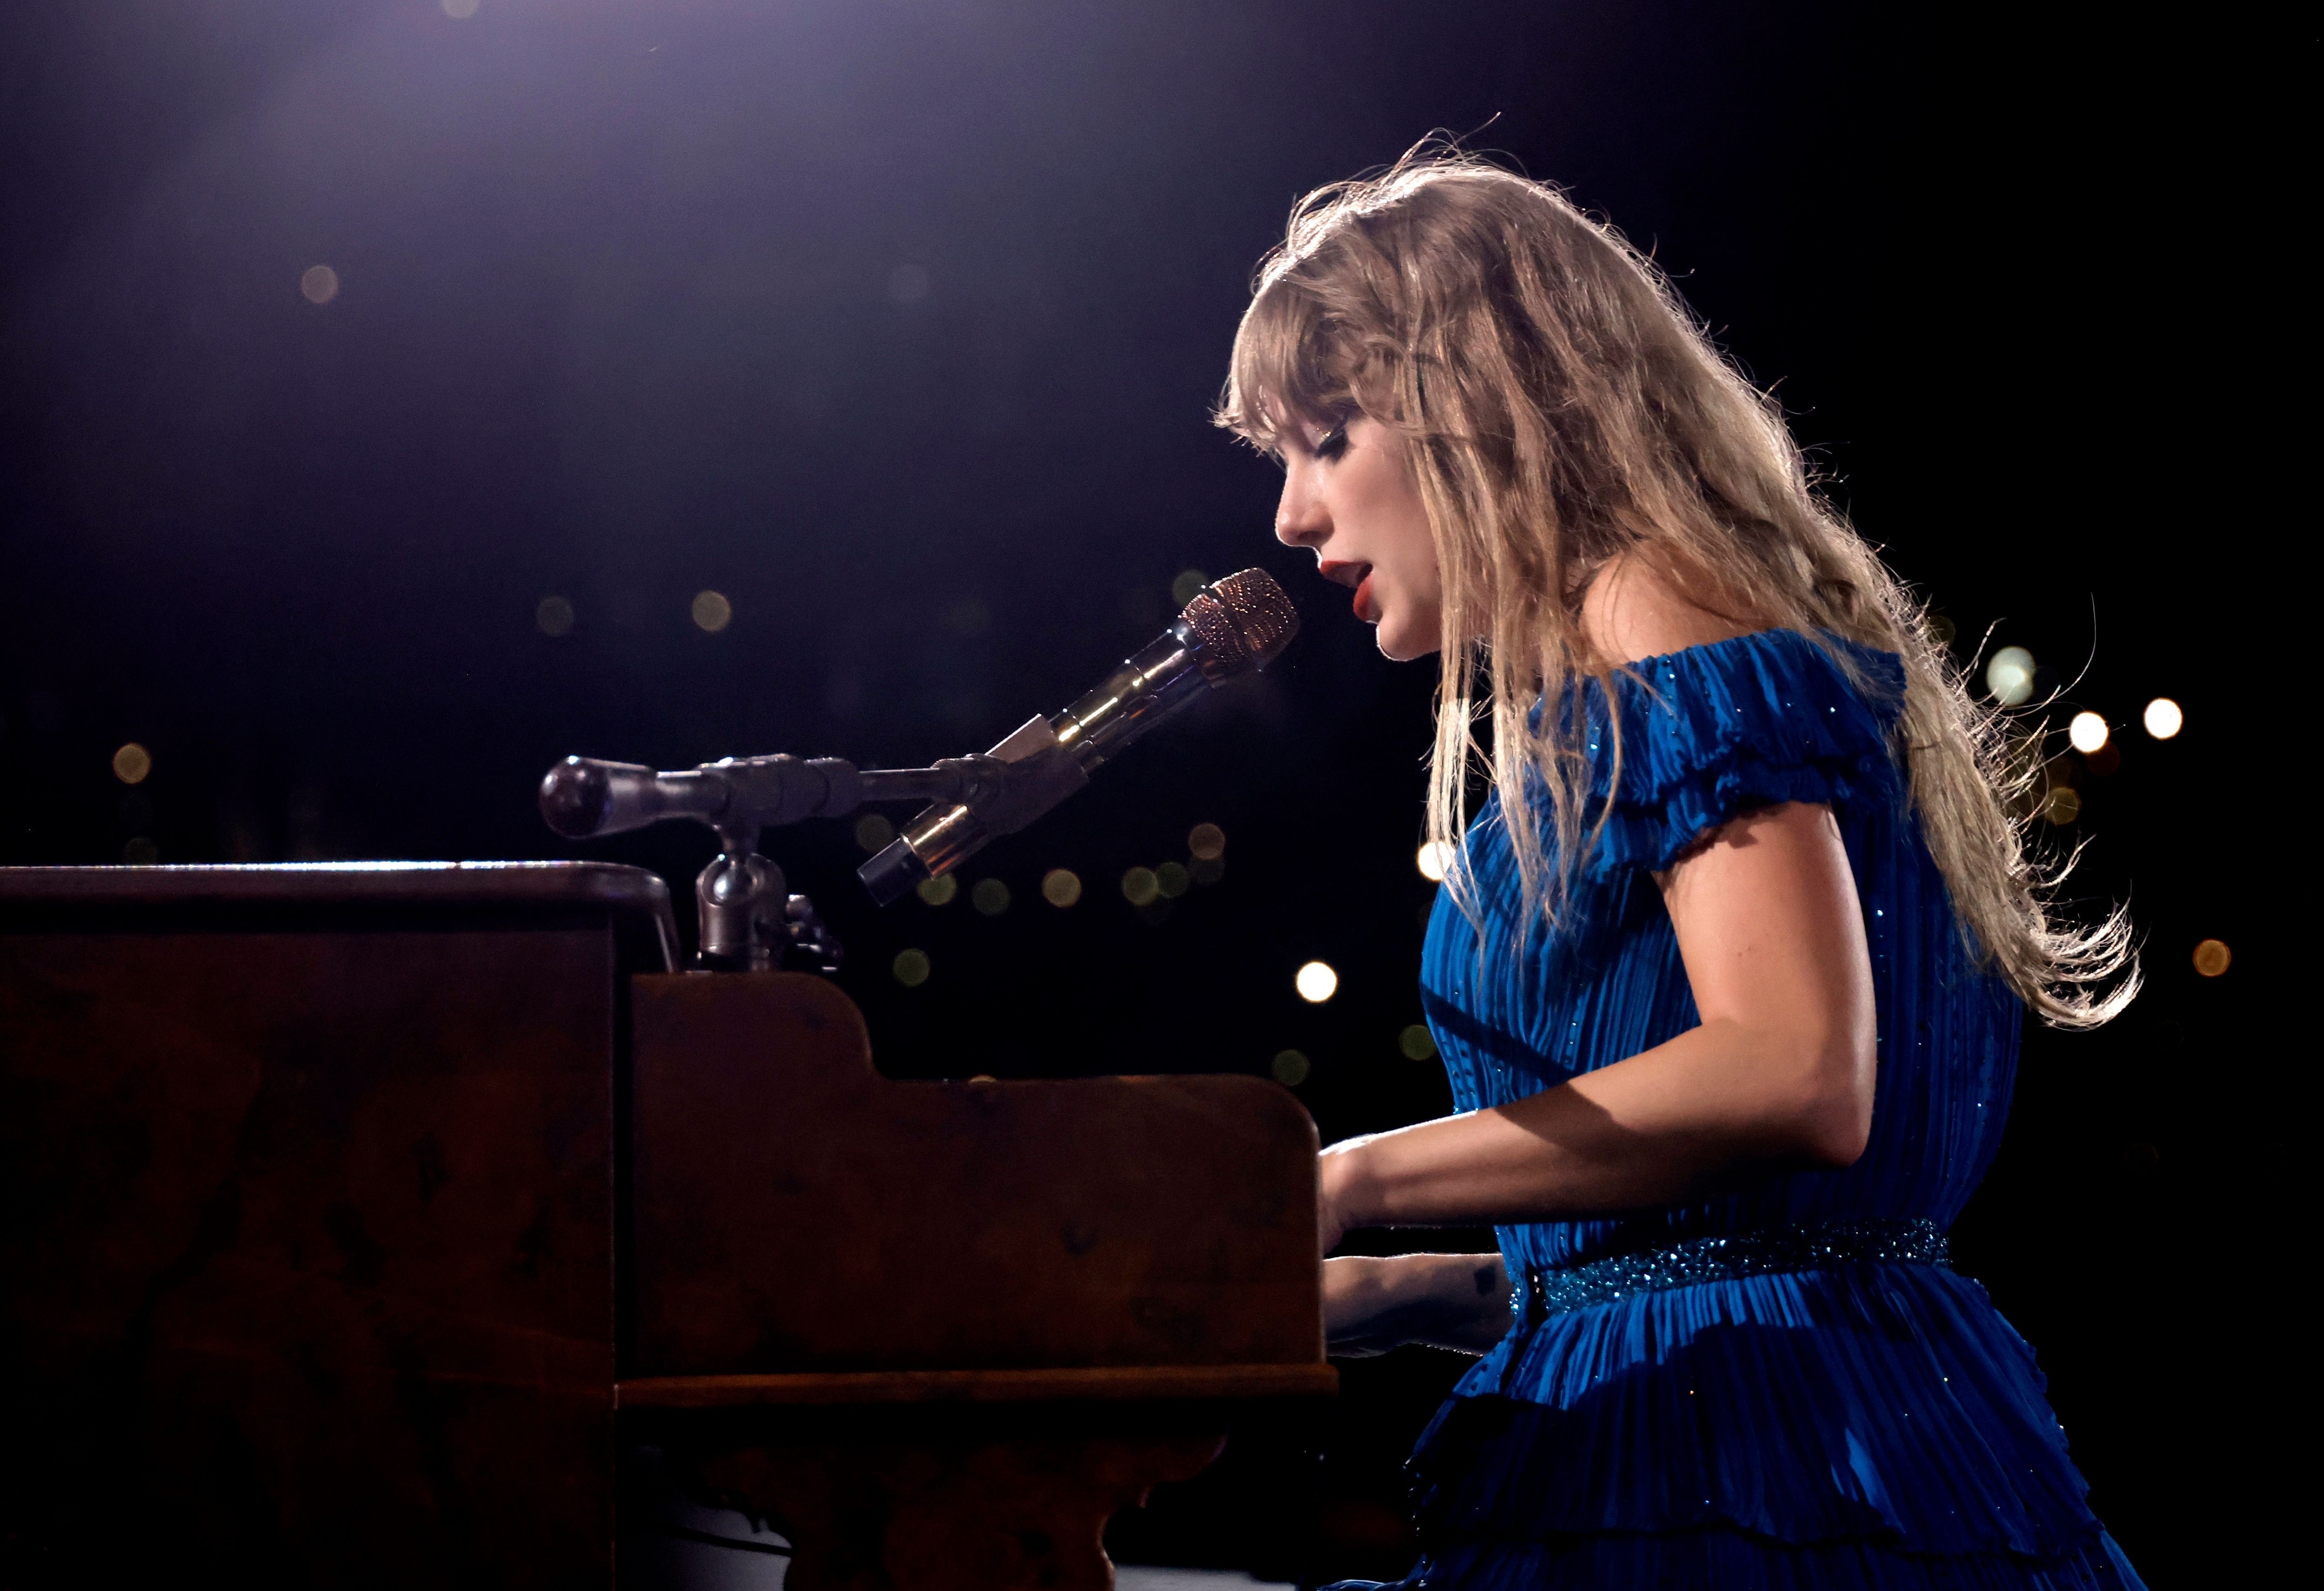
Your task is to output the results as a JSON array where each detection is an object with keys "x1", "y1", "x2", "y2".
[
  {"x1": 0, "y1": 864, "x2": 670, "y2": 1589},
  {"x1": 629, "y1": 971, "x2": 1326, "y2": 1377}
]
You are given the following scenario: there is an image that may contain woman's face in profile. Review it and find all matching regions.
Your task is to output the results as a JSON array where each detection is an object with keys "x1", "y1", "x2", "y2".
[{"x1": 1274, "y1": 414, "x2": 1444, "y2": 661}]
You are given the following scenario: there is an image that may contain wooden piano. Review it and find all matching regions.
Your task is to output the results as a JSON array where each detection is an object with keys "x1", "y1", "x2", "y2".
[{"x1": 0, "y1": 863, "x2": 1332, "y2": 1588}]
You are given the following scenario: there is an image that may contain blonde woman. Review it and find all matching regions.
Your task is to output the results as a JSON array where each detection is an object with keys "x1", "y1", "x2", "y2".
[{"x1": 1220, "y1": 152, "x2": 2142, "y2": 1589}]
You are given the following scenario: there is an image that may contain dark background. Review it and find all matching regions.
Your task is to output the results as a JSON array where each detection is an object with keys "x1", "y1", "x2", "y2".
[{"x1": 1, "y1": 1, "x2": 2275, "y2": 1582}]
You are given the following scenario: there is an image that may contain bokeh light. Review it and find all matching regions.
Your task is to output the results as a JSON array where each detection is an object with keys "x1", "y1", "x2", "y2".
[
  {"x1": 691, "y1": 590, "x2": 733, "y2": 632},
  {"x1": 1271, "y1": 1049, "x2": 1311, "y2": 1087},
  {"x1": 1154, "y1": 861, "x2": 1190, "y2": 899},
  {"x1": 891, "y1": 948, "x2": 931, "y2": 987},
  {"x1": 2143, "y1": 697, "x2": 2183, "y2": 739},
  {"x1": 971, "y1": 878, "x2": 1010, "y2": 915},
  {"x1": 1171, "y1": 568, "x2": 1209, "y2": 606},
  {"x1": 1296, "y1": 960, "x2": 1338, "y2": 1003},
  {"x1": 2192, "y1": 939, "x2": 2231, "y2": 977},
  {"x1": 536, "y1": 595, "x2": 575, "y2": 637},
  {"x1": 1985, "y1": 646, "x2": 2035, "y2": 706},
  {"x1": 1188, "y1": 823, "x2": 1226, "y2": 861},
  {"x1": 1398, "y1": 1023, "x2": 1437, "y2": 1061},
  {"x1": 1041, "y1": 868, "x2": 1082, "y2": 907},
  {"x1": 1416, "y1": 840, "x2": 1454, "y2": 882},
  {"x1": 2067, "y1": 712, "x2": 2108, "y2": 753},
  {"x1": 1927, "y1": 614, "x2": 1957, "y2": 647},
  {"x1": 299, "y1": 264, "x2": 339, "y2": 304},
  {"x1": 2040, "y1": 787, "x2": 2081, "y2": 825},
  {"x1": 1121, "y1": 866, "x2": 1160, "y2": 906},
  {"x1": 112, "y1": 743, "x2": 152, "y2": 785},
  {"x1": 916, "y1": 874, "x2": 958, "y2": 907},
  {"x1": 855, "y1": 813, "x2": 896, "y2": 852}
]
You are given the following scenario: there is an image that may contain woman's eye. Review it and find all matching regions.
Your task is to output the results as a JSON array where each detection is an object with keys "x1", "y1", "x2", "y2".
[{"x1": 1315, "y1": 425, "x2": 1350, "y2": 461}]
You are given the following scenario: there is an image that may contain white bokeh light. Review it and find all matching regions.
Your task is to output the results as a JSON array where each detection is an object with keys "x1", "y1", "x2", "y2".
[
  {"x1": 1985, "y1": 646, "x2": 2035, "y2": 706},
  {"x1": 2068, "y1": 712, "x2": 2109, "y2": 754},
  {"x1": 1416, "y1": 840, "x2": 1455, "y2": 882},
  {"x1": 1295, "y1": 961, "x2": 1339, "y2": 1003},
  {"x1": 2143, "y1": 698, "x2": 2183, "y2": 740}
]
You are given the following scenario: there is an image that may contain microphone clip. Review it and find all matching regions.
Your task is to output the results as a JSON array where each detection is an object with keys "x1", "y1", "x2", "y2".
[{"x1": 857, "y1": 718, "x2": 1091, "y2": 906}]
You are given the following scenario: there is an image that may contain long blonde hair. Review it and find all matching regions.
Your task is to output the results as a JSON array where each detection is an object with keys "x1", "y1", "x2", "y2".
[{"x1": 1217, "y1": 148, "x2": 2133, "y2": 1027}]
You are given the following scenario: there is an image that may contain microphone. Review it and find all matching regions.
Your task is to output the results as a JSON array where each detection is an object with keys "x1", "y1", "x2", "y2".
[{"x1": 857, "y1": 568, "x2": 1299, "y2": 903}]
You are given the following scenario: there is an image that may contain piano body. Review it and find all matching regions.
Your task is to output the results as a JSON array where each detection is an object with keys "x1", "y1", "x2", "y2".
[{"x1": 0, "y1": 863, "x2": 1331, "y2": 1588}]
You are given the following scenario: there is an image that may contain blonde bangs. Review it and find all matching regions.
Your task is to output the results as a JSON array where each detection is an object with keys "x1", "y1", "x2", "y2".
[{"x1": 1219, "y1": 270, "x2": 1353, "y2": 454}]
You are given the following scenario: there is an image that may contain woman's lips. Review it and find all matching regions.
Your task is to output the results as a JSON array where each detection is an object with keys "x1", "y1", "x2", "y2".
[{"x1": 1317, "y1": 559, "x2": 1379, "y2": 623}]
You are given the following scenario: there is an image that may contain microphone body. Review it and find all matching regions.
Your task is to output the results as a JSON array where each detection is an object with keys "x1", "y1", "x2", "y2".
[{"x1": 858, "y1": 572, "x2": 1296, "y2": 903}]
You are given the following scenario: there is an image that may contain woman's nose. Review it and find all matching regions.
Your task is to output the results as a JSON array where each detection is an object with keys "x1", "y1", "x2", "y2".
[{"x1": 1275, "y1": 465, "x2": 1329, "y2": 549}]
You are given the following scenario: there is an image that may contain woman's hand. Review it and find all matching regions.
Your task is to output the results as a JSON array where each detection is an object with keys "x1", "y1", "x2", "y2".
[{"x1": 1324, "y1": 1252, "x2": 1512, "y2": 1357}]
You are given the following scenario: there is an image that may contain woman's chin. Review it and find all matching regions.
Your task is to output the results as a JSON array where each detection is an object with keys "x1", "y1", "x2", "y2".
[{"x1": 1373, "y1": 617, "x2": 1440, "y2": 663}]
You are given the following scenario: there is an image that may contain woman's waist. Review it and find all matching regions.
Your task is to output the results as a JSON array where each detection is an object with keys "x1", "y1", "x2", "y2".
[
  {"x1": 1496, "y1": 1188, "x2": 1968, "y2": 1269},
  {"x1": 1503, "y1": 1215, "x2": 1950, "y2": 1324},
  {"x1": 1464, "y1": 1226, "x2": 2013, "y2": 1413}
]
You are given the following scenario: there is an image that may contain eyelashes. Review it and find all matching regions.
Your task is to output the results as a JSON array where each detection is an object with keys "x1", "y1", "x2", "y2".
[{"x1": 1267, "y1": 419, "x2": 1353, "y2": 469}]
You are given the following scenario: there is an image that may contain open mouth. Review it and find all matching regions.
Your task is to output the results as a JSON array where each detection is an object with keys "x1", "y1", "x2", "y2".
[{"x1": 1317, "y1": 559, "x2": 1378, "y2": 623}]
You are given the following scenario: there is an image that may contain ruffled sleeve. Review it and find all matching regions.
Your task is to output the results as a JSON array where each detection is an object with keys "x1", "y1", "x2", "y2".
[{"x1": 1575, "y1": 629, "x2": 1907, "y2": 878}]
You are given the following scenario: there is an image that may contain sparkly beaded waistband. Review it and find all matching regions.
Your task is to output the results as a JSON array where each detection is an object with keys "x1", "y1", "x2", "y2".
[{"x1": 1513, "y1": 1217, "x2": 1950, "y2": 1322}]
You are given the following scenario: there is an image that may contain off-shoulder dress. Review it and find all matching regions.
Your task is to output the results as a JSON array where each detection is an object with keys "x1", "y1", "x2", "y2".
[{"x1": 1336, "y1": 628, "x2": 2142, "y2": 1590}]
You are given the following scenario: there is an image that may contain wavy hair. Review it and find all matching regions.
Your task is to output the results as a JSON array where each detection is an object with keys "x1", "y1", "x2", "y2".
[{"x1": 1216, "y1": 147, "x2": 2133, "y2": 1026}]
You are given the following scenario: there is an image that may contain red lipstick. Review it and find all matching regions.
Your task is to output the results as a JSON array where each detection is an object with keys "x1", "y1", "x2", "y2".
[{"x1": 1318, "y1": 559, "x2": 1378, "y2": 622}]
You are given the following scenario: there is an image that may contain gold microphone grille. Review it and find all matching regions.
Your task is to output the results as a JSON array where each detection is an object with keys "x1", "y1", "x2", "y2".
[{"x1": 1179, "y1": 568, "x2": 1300, "y2": 683}]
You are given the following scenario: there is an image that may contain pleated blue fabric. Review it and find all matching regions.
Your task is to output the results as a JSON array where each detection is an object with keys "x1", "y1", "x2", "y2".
[{"x1": 1333, "y1": 630, "x2": 2141, "y2": 1590}]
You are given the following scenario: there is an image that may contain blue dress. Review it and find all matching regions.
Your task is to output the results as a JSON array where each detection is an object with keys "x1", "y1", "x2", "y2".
[{"x1": 1342, "y1": 630, "x2": 2142, "y2": 1590}]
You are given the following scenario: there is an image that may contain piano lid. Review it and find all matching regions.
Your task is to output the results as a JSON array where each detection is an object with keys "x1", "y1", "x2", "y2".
[{"x1": 0, "y1": 860, "x2": 680, "y2": 975}]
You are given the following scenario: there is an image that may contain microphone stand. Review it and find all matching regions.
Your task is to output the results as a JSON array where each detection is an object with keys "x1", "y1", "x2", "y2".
[
  {"x1": 537, "y1": 744, "x2": 1075, "y2": 974},
  {"x1": 539, "y1": 567, "x2": 1301, "y2": 974}
]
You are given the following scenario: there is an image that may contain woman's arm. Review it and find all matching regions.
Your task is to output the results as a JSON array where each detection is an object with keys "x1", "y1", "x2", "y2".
[
  {"x1": 1319, "y1": 797, "x2": 1877, "y2": 1249},
  {"x1": 1324, "y1": 1252, "x2": 1512, "y2": 1356}
]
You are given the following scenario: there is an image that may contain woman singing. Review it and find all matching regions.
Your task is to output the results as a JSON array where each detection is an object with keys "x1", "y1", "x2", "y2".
[{"x1": 1217, "y1": 152, "x2": 2144, "y2": 1589}]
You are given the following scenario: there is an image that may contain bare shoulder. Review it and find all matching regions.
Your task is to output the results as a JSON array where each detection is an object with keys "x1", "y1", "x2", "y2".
[{"x1": 1579, "y1": 551, "x2": 1756, "y2": 666}]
